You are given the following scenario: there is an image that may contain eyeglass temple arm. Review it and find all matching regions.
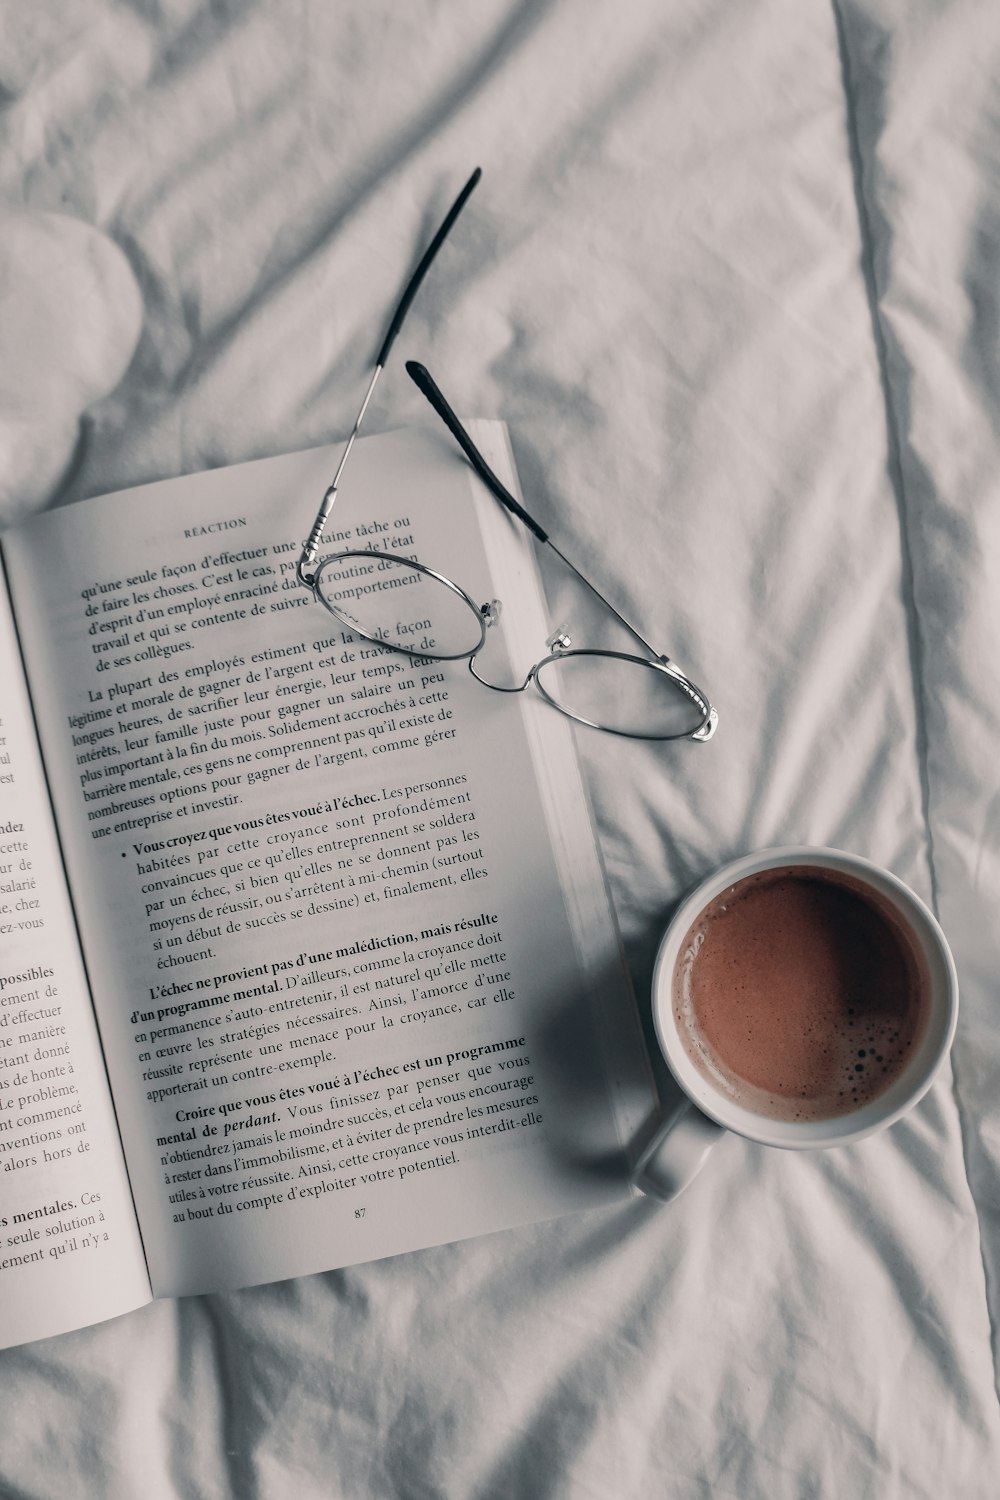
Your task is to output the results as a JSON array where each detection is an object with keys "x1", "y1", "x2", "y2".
[
  {"x1": 406, "y1": 360, "x2": 722, "y2": 744},
  {"x1": 405, "y1": 361, "x2": 549, "y2": 539},
  {"x1": 375, "y1": 167, "x2": 481, "y2": 367},
  {"x1": 405, "y1": 359, "x2": 663, "y2": 661},
  {"x1": 299, "y1": 167, "x2": 482, "y2": 582}
]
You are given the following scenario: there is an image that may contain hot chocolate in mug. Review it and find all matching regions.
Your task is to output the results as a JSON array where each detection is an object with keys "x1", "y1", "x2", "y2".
[{"x1": 634, "y1": 847, "x2": 959, "y2": 1201}]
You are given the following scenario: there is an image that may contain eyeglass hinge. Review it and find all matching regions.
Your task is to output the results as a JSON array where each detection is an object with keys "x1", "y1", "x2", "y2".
[{"x1": 691, "y1": 707, "x2": 719, "y2": 742}]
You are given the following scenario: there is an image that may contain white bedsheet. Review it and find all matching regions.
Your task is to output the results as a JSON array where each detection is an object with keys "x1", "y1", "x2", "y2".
[{"x1": 1, "y1": 1, "x2": 999, "y2": 1494}]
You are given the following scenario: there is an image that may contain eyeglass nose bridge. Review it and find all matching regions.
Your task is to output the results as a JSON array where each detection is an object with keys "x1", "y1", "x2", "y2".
[
  {"x1": 467, "y1": 632, "x2": 538, "y2": 696},
  {"x1": 469, "y1": 597, "x2": 550, "y2": 696}
]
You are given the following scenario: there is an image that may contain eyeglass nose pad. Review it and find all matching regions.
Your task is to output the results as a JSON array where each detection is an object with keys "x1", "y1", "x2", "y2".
[
  {"x1": 481, "y1": 599, "x2": 502, "y2": 629},
  {"x1": 546, "y1": 629, "x2": 572, "y2": 652}
]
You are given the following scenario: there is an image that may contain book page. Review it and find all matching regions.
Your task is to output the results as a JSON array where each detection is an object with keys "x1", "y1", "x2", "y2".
[
  {"x1": 0, "y1": 572, "x2": 151, "y2": 1348},
  {"x1": 3, "y1": 425, "x2": 654, "y2": 1298}
]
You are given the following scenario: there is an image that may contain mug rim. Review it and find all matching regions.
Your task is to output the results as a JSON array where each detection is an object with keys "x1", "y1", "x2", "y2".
[{"x1": 651, "y1": 846, "x2": 959, "y2": 1150}]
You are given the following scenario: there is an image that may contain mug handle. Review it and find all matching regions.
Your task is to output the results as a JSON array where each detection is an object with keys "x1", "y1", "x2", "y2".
[{"x1": 633, "y1": 1097, "x2": 726, "y2": 1201}]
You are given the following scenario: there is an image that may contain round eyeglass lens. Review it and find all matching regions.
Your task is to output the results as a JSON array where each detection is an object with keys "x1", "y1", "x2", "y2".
[
  {"x1": 313, "y1": 551, "x2": 485, "y2": 659},
  {"x1": 534, "y1": 650, "x2": 708, "y2": 739}
]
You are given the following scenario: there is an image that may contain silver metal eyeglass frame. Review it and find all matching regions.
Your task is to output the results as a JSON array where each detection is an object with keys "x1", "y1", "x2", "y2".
[
  {"x1": 297, "y1": 166, "x2": 718, "y2": 743},
  {"x1": 308, "y1": 533, "x2": 716, "y2": 742}
]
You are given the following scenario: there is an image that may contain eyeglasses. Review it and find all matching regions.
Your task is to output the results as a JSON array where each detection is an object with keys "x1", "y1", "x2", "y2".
[{"x1": 298, "y1": 170, "x2": 717, "y2": 743}]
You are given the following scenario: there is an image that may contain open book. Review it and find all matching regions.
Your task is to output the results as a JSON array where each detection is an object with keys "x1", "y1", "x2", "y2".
[{"x1": 0, "y1": 423, "x2": 655, "y2": 1350}]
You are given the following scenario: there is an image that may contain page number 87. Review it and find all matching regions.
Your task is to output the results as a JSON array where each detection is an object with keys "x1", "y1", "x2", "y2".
[{"x1": 354, "y1": 1207, "x2": 366, "y2": 1219}]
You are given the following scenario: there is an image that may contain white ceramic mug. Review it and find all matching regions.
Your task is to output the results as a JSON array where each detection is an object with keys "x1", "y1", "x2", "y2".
[{"x1": 634, "y1": 847, "x2": 959, "y2": 1200}]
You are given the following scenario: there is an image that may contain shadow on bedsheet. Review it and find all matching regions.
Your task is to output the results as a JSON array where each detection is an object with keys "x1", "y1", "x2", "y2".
[{"x1": 531, "y1": 945, "x2": 687, "y2": 1186}]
